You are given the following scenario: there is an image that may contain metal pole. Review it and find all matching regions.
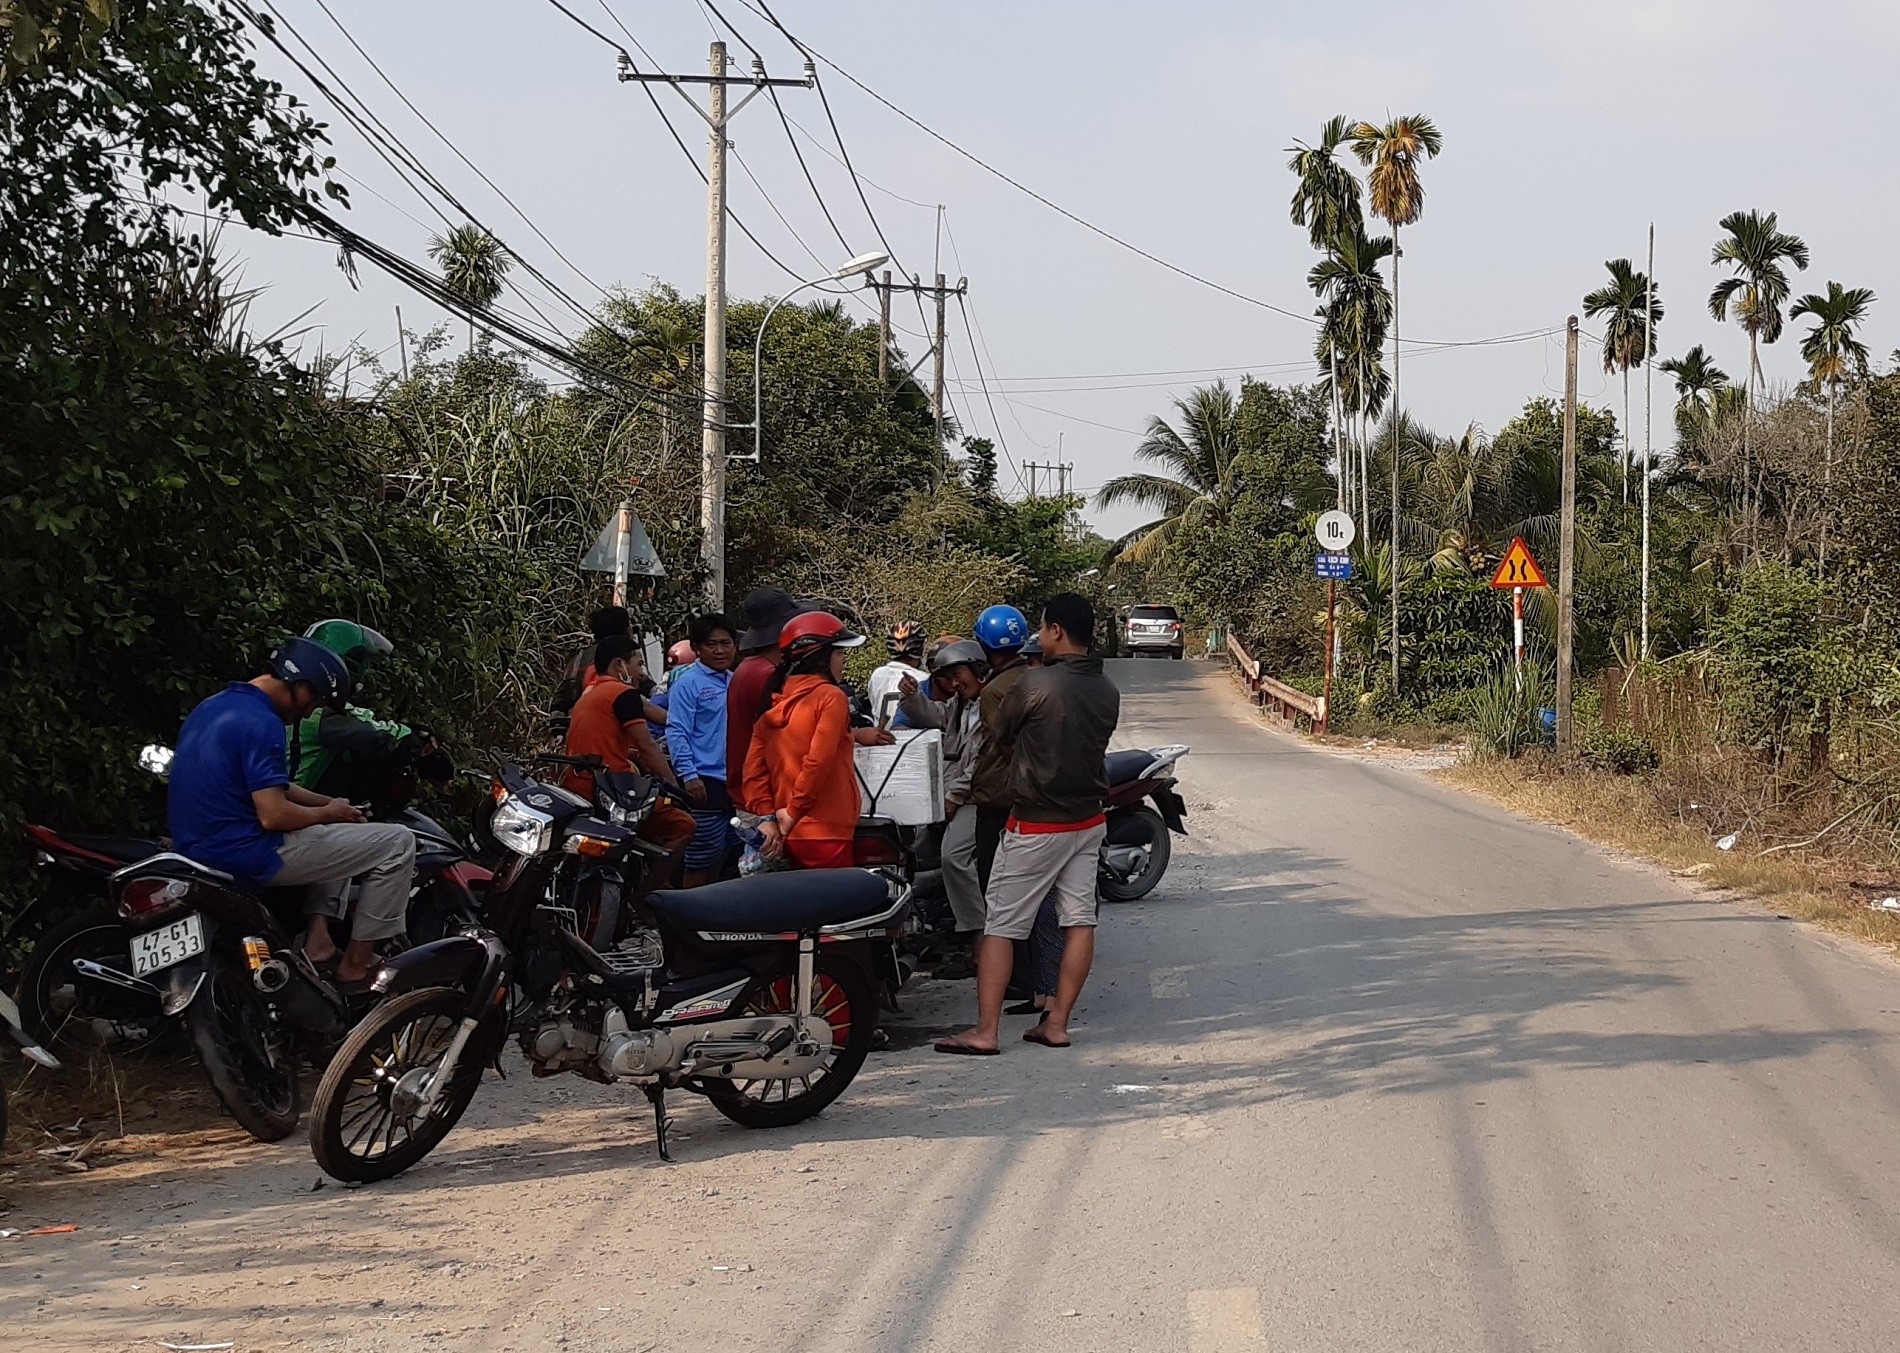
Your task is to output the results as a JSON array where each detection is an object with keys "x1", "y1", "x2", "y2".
[
  {"x1": 1642, "y1": 224, "x2": 1654, "y2": 660},
  {"x1": 1322, "y1": 579, "x2": 1336, "y2": 736},
  {"x1": 1513, "y1": 586, "x2": 1524, "y2": 693},
  {"x1": 876, "y1": 269, "x2": 890, "y2": 384},
  {"x1": 395, "y1": 305, "x2": 408, "y2": 381},
  {"x1": 613, "y1": 500, "x2": 631, "y2": 607},
  {"x1": 1556, "y1": 316, "x2": 1579, "y2": 751},
  {"x1": 700, "y1": 40, "x2": 729, "y2": 611}
]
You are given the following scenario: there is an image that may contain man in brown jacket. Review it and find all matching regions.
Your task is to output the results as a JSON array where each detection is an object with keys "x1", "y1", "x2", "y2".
[{"x1": 938, "y1": 593, "x2": 1119, "y2": 1054}]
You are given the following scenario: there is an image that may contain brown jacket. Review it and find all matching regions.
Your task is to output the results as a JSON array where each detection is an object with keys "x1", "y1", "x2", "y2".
[
  {"x1": 992, "y1": 654, "x2": 1120, "y2": 823},
  {"x1": 968, "y1": 658, "x2": 1030, "y2": 810}
]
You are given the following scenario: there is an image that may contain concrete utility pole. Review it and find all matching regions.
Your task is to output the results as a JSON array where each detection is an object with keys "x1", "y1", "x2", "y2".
[
  {"x1": 1641, "y1": 224, "x2": 1655, "y2": 661},
  {"x1": 863, "y1": 271, "x2": 967, "y2": 485},
  {"x1": 618, "y1": 42, "x2": 814, "y2": 610},
  {"x1": 1556, "y1": 315, "x2": 1579, "y2": 752},
  {"x1": 876, "y1": 269, "x2": 890, "y2": 383}
]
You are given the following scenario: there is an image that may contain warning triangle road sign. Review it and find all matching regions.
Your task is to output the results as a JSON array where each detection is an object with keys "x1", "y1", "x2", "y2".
[{"x1": 1489, "y1": 537, "x2": 1549, "y2": 590}]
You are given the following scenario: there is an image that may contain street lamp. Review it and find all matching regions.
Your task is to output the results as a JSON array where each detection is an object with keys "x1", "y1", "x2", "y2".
[{"x1": 731, "y1": 250, "x2": 890, "y2": 463}]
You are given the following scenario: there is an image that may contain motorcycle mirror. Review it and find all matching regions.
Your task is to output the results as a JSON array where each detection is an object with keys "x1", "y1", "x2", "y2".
[{"x1": 138, "y1": 744, "x2": 174, "y2": 777}]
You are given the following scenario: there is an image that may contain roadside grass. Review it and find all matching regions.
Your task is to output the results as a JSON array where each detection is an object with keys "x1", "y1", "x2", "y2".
[{"x1": 1438, "y1": 753, "x2": 1900, "y2": 954}]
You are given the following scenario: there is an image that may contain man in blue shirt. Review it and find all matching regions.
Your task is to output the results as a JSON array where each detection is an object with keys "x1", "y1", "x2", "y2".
[
  {"x1": 663, "y1": 612, "x2": 739, "y2": 887},
  {"x1": 169, "y1": 637, "x2": 416, "y2": 986}
]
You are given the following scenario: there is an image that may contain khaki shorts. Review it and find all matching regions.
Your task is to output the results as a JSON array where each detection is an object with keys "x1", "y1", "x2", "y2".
[{"x1": 982, "y1": 822, "x2": 1105, "y2": 941}]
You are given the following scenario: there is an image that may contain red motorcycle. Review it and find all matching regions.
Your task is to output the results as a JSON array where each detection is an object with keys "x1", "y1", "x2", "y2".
[{"x1": 1098, "y1": 744, "x2": 1190, "y2": 901}]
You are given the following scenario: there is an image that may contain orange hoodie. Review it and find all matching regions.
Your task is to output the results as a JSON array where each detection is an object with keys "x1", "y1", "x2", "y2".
[{"x1": 743, "y1": 674, "x2": 859, "y2": 842}]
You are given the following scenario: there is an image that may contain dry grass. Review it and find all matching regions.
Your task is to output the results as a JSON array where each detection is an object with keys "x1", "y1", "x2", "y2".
[{"x1": 1439, "y1": 754, "x2": 1900, "y2": 955}]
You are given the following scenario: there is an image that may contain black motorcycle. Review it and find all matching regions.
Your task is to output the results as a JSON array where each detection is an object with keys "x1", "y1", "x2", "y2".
[{"x1": 307, "y1": 761, "x2": 909, "y2": 1183}]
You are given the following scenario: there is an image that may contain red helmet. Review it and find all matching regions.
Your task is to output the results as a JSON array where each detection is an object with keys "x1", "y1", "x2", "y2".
[
  {"x1": 666, "y1": 639, "x2": 695, "y2": 668},
  {"x1": 779, "y1": 611, "x2": 866, "y2": 661}
]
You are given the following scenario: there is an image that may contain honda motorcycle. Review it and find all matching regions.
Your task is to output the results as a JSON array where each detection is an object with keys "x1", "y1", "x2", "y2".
[
  {"x1": 307, "y1": 761, "x2": 908, "y2": 1183},
  {"x1": 1098, "y1": 744, "x2": 1191, "y2": 902}
]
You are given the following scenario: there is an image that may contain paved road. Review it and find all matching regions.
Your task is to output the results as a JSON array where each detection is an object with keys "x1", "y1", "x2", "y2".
[{"x1": 9, "y1": 658, "x2": 1900, "y2": 1350}]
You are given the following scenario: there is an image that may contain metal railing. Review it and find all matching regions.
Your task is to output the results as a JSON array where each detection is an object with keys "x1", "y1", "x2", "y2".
[{"x1": 1226, "y1": 631, "x2": 1326, "y2": 731}]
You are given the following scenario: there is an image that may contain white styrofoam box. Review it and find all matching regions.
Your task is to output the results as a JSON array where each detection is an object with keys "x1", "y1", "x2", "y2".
[{"x1": 854, "y1": 728, "x2": 944, "y2": 825}]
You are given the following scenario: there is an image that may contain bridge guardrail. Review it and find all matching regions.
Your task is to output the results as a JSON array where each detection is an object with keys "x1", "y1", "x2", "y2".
[{"x1": 1225, "y1": 630, "x2": 1326, "y2": 731}]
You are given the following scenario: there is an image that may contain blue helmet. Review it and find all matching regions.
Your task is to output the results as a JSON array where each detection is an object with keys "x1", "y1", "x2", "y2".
[
  {"x1": 973, "y1": 604, "x2": 1029, "y2": 654},
  {"x1": 268, "y1": 636, "x2": 351, "y2": 706}
]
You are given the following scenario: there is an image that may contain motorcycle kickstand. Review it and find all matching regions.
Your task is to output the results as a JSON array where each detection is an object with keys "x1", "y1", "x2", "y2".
[{"x1": 643, "y1": 1082, "x2": 672, "y2": 1163}]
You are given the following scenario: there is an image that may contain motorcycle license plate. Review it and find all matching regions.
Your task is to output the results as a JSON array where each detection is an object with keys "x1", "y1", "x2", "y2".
[{"x1": 130, "y1": 913, "x2": 204, "y2": 978}]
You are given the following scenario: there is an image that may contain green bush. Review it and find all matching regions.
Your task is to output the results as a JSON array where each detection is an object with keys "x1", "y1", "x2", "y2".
[
  {"x1": 1467, "y1": 660, "x2": 1550, "y2": 760},
  {"x1": 1581, "y1": 724, "x2": 1661, "y2": 775}
]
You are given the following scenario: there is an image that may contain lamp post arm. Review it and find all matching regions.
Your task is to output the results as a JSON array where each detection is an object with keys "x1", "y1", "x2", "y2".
[{"x1": 747, "y1": 277, "x2": 826, "y2": 463}]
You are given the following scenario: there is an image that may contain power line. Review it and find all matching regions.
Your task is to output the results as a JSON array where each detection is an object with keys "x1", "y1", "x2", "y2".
[
  {"x1": 954, "y1": 292, "x2": 1025, "y2": 491},
  {"x1": 305, "y1": 0, "x2": 612, "y2": 302}
]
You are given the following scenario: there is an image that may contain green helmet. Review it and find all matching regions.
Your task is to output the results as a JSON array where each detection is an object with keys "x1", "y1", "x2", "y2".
[{"x1": 303, "y1": 619, "x2": 393, "y2": 699}]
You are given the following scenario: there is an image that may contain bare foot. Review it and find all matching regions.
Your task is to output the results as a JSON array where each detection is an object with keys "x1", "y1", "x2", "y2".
[{"x1": 303, "y1": 936, "x2": 339, "y2": 966}]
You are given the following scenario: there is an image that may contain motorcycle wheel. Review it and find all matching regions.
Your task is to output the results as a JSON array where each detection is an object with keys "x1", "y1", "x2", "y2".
[
  {"x1": 186, "y1": 952, "x2": 301, "y2": 1141},
  {"x1": 1098, "y1": 805, "x2": 1171, "y2": 903},
  {"x1": 701, "y1": 953, "x2": 875, "y2": 1130},
  {"x1": 309, "y1": 987, "x2": 492, "y2": 1184},
  {"x1": 19, "y1": 905, "x2": 167, "y2": 1051}
]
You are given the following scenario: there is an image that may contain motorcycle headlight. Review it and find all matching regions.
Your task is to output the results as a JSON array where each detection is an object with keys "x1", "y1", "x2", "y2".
[{"x1": 489, "y1": 795, "x2": 555, "y2": 857}]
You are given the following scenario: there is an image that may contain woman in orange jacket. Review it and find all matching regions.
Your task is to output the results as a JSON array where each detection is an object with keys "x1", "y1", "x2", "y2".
[{"x1": 743, "y1": 611, "x2": 867, "y2": 869}]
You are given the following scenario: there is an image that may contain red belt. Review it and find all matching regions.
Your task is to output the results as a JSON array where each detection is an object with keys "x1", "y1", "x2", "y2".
[{"x1": 1005, "y1": 812, "x2": 1106, "y2": 835}]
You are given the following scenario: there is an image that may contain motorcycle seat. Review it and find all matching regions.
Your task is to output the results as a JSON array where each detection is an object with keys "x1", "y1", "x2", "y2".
[
  {"x1": 647, "y1": 869, "x2": 893, "y2": 934},
  {"x1": 60, "y1": 833, "x2": 166, "y2": 863},
  {"x1": 1104, "y1": 749, "x2": 1154, "y2": 786}
]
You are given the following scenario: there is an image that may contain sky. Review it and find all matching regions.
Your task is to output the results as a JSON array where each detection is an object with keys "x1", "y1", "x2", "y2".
[{"x1": 225, "y1": 0, "x2": 1900, "y2": 539}]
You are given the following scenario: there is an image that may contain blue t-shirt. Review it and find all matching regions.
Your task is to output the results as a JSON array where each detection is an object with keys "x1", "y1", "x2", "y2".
[{"x1": 168, "y1": 683, "x2": 291, "y2": 882}]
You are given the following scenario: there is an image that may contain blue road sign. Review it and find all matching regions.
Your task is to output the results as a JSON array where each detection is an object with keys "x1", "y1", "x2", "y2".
[{"x1": 1315, "y1": 551, "x2": 1353, "y2": 580}]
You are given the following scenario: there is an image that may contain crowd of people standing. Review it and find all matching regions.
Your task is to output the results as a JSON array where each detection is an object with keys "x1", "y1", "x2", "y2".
[{"x1": 562, "y1": 586, "x2": 1120, "y2": 1052}]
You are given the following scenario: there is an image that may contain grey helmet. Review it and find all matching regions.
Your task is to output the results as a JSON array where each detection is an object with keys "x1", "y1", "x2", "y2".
[{"x1": 928, "y1": 638, "x2": 987, "y2": 676}]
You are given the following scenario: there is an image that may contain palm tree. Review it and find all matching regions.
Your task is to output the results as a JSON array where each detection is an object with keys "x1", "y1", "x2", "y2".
[
  {"x1": 1581, "y1": 258, "x2": 1663, "y2": 501},
  {"x1": 1094, "y1": 381, "x2": 1242, "y2": 563},
  {"x1": 1660, "y1": 344, "x2": 1730, "y2": 433},
  {"x1": 1310, "y1": 227, "x2": 1392, "y2": 534},
  {"x1": 1288, "y1": 115, "x2": 1363, "y2": 251},
  {"x1": 1708, "y1": 209, "x2": 1808, "y2": 553},
  {"x1": 1790, "y1": 281, "x2": 1875, "y2": 570},
  {"x1": 1352, "y1": 113, "x2": 1443, "y2": 691},
  {"x1": 428, "y1": 224, "x2": 512, "y2": 349}
]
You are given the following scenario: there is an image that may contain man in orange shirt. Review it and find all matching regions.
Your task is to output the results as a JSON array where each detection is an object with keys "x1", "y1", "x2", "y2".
[{"x1": 565, "y1": 636, "x2": 694, "y2": 865}]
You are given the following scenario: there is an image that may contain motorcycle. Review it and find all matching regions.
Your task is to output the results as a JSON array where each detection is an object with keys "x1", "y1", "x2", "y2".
[
  {"x1": 306, "y1": 761, "x2": 909, "y2": 1183},
  {"x1": 14, "y1": 749, "x2": 486, "y2": 1055},
  {"x1": 0, "y1": 989, "x2": 60, "y2": 1148},
  {"x1": 1097, "y1": 744, "x2": 1191, "y2": 902}
]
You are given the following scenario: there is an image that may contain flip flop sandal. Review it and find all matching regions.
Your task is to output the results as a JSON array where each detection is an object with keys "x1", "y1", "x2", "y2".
[
  {"x1": 1022, "y1": 1027, "x2": 1071, "y2": 1048},
  {"x1": 934, "y1": 1038, "x2": 1000, "y2": 1056}
]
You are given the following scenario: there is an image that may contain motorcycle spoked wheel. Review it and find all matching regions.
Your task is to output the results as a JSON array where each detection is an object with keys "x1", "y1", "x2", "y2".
[
  {"x1": 309, "y1": 987, "x2": 496, "y2": 1184},
  {"x1": 1097, "y1": 805, "x2": 1171, "y2": 903},
  {"x1": 186, "y1": 952, "x2": 301, "y2": 1142},
  {"x1": 17, "y1": 905, "x2": 170, "y2": 1052},
  {"x1": 700, "y1": 954, "x2": 875, "y2": 1130}
]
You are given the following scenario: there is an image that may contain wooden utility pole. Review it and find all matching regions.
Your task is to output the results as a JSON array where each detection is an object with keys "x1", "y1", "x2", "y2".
[
  {"x1": 618, "y1": 43, "x2": 814, "y2": 609},
  {"x1": 1556, "y1": 315, "x2": 1579, "y2": 751}
]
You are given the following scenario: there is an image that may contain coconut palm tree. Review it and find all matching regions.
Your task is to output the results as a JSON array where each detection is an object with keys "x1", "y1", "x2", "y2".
[
  {"x1": 1310, "y1": 226, "x2": 1393, "y2": 532},
  {"x1": 1708, "y1": 209, "x2": 1808, "y2": 554},
  {"x1": 1287, "y1": 115, "x2": 1364, "y2": 252},
  {"x1": 1790, "y1": 281, "x2": 1875, "y2": 570},
  {"x1": 428, "y1": 224, "x2": 512, "y2": 349},
  {"x1": 1581, "y1": 258, "x2": 1663, "y2": 501},
  {"x1": 631, "y1": 313, "x2": 698, "y2": 464},
  {"x1": 1094, "y1": 381, "x2": 1242, "y2": 563},
  {"x1": 1352, "y1": 113, "x2": 1442, "y2": 691}
]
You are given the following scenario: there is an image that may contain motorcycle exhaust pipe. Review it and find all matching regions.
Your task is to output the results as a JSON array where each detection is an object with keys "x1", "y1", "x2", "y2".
[{"x1": 253, "y1": 958, "x2": 292, "y2": 994}]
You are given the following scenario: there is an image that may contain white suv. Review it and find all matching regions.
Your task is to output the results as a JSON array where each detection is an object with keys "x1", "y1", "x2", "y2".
[{"x1": 1122, "y1": 604, "x2": 1184, "y2": 659}]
